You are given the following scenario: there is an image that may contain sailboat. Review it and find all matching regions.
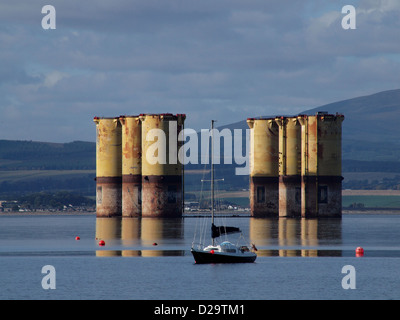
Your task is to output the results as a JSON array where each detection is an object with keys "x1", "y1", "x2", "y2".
[{"x1": 191, "y1": 120, "x2": 257, "y2": 264}]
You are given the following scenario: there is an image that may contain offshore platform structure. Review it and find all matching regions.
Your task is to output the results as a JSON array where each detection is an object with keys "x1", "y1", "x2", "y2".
[
  {"x1": 94, "y1": 114, "x2": 186, "y2": 218},
  {"x1": 246, "y1": 118, "x2": 279, "y2": 217},
  {"x1": 248, "y1": 112, "x2": 344, "y2": 218}
]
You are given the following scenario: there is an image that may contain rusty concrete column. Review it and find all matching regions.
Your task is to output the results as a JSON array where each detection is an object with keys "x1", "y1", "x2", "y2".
[
  {"x1": 93, "y1": 117, "x2": 122, "y2": 217},
  {"x1": 140, "y1": 114, "x2": 186, "y2": 217},
  {"x1": 275, "y1": 117, "x2": 301, "y2": 218},
  {"x1": 298, "y1": 113, "x2": 344, "y2": 218},
  {"x1": 119, "y1": 115, "x2": 142, "y2": 217},
  {"x1": 247, "y1": 118, "x2": 279, "y2": 217}
]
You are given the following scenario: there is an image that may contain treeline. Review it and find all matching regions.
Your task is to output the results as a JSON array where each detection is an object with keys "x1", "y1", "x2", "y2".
[
  {"x1": 0, "y1": 140, "x2": 95, "y2": 170},
  {"x1": 2, "y1": 140, "x2": 400, "y2": 194},
  {"x1": 342, "y1": 139, "x2": 400, "y2": 162},
  {"x1": 2, "y1": 191, "x2": 95, "y2": 211},
  {"x1": 0, "y1": 174, "x2": 96, "y2": 197},
  {"x1": 343, "y1": 160, "x2": 400, "y2": 173},
  {"x1": 2, "y1": 140, "x2": 400, "y2": 173},
  {"x1": 343, "y1": 176, "x2": 400, "y2": 190},
  {"x1": 186, "y1": 160, "x2": 400, "y2": 191}
]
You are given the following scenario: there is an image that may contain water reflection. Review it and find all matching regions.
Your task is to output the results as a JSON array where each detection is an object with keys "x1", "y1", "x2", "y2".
[
  {"x1": 121, "y1": 218, "x2": 141, "y2": 257},
  {"x1": 94, "y1": 216, "x2": 343, "y2": 258},
  {"x1": 249, "y1": 218, "x2": 342, "y2": 257},
  {"x1": 95, "y1": 217, "x2": 184, "y2": 257}
]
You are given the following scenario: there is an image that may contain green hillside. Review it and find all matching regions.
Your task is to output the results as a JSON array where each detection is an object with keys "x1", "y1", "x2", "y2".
[
  {"x1": 0, "y1": 140, "x2": 96, "y2": 196},
  {"x1": 342, "y1": 195, "x2": 400, "y2": 208},
  {"x1": 304, "y1": 89, "x2": 400, "y2": 145},
  {"x1": 0, "y1": 140, "x2": 95, "y2": 170}
]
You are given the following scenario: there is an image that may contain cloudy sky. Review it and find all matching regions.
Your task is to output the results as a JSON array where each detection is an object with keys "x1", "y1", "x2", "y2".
[{"x1": 0, "y1": 0, "x2": 399, "y2": 142}]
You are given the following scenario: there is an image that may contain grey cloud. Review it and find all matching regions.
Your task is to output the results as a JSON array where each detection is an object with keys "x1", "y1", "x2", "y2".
[{"x1": 0, "y1": 0, "x2": 399, "y2": 142}]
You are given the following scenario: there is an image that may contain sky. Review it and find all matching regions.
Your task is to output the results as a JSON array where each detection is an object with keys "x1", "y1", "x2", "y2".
[{"x1": 0, "y1": 0, "x2": 399, "y2": 143}]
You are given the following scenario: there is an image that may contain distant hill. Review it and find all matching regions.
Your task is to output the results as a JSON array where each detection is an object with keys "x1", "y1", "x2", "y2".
[
  {"x1": 186, "y1": 89, "x2": 400, "y2": 190},
  {"x1": 303, "y1": 89, "x2": 400, "y2": 162},
  {"x1": 303, "y1": 89, "x2": 400, "y2": 145},
  {"x1": 217, "y1": 89, "x2": 400, "y2": 161}
]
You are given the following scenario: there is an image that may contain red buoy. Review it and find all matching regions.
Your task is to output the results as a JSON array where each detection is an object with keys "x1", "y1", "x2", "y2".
[
  {"x1": 99, "y1": 240, "x2": 105, "y2": 246},
  {"x1": 356, "y1": 247, "x2": 364, "y2": 257},
  {"x1": 210, "y1": 250, "x2": 215, "y2": 254},
  {"x1": 153, "y1": 242, "x2": 158, "y2": 246},
  {"x1": 75, "y1": 236, "x2": 80, "y2": 240}
]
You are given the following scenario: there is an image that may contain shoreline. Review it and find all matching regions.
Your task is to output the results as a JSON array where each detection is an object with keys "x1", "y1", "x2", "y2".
[
  {"x1": 0, "y1": 210, "x2": 96, "y2": 216},
  {"x1": 2, "y1": 209, "x2": 400, "y2": 216},
  {"x1": 342, "y1": 190, "x2": 400, "y2": 196}
]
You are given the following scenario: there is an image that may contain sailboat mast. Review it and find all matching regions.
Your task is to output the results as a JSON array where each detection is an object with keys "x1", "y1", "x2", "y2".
[
  {"x1": 211, "y1": 120, "x2": 215, "y2": 224},
  {"x1": 211, "y1": 120, "x2": 215, "y2": 246}
]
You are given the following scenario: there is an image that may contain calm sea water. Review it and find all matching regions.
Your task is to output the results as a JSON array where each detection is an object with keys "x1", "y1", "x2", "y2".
[{"x1": 1, "y1": 213, "x2": 400, "y2": 300}]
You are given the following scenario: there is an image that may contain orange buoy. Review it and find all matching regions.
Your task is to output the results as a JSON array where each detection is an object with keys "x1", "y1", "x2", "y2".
[
  {"x1": 75, "y1": 236, "x2": 80, "y2": 240},
  {"x1": 356, "y1": 247, "x2": 364, "y2": 257},
  {"x1": 99, "y1": 240, "x2": 105, "y2": 246}
]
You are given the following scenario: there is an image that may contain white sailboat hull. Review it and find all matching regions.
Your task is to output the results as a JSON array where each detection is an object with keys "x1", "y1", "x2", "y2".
[{"x1": 191, "y1": 242, "x2": 257, "y2": 264}]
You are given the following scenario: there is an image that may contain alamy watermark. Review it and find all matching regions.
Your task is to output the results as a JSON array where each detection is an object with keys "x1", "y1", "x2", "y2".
[
  {"x1": 41, "y1": 4, "x2": 356, "y2": 31},
  {"x1": 341, "y1": 265, "x2": 356, "y2": 290},
  {"x1": 146, "y1": 121, "x2": 250, "y2": 176},
  {"x1": 39, "y1": 263, "x2": 356, "y2": 292},
  {"x1": 342, "y1": 5, "x2": 356, "y2": 30},
  {"x1": 41, "y1": 265, "x2": 56, "y2": 290},
  {"x1": 41, "y1": 5, "x2": 56, "y2": 30}
]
